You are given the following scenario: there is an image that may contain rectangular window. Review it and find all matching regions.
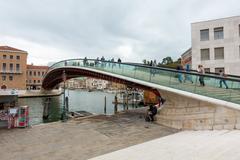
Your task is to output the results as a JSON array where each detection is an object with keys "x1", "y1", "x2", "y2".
[
  {"x1": 3, "y1": 55, "x2": 6, "y2": 59},
  {"x1": 10, "y1": 55, "x2": 13, "y2": 59},
  {"x1": 214, "y1": 47, "x2": 224, "y2": 60},
  {"x1": 38, "y1": 80, "x2": 40, "y2": 83},
  {"x1": 204, "y1": 68, "x2": 210, "y2": 73},
  {"x1": 34, "y1": 71, "x2": 36, "y2": 76},
  {"x1": 9, "y1": 75, "x2": 13, "y2": 81},
  {"x1": 16, "y1": 55, "x2": 20, "y2": 60},
  {"x1": 29, "y1": 71, "x2": 32, "y2": 76},
  {"x1": 34, "y1": 80, "x2": 36, "y2": 83},
  {"x1": 214, "y1": 27, "x2": 224, "y2": 40},
  {"x1": 29, "y1": 80, "x2": 32, "y2": 83},
  {"x1": 200, "y1": 48, "x2": 210, "y2": 61},
  {"x1": 16, "y1": 64, "x2": 20, "y2": 72},
  {"x1": 215, "y1": 67, "x2": 224, "y2": 74},
  {"x1": 10, "y1": 63, "x2": 13, "y2": 72},
  {"x1": 200, "y1": 29, "x2": 209, "y2": 41},
  {"x1": 38, "y1": 71, "x2": 40, "y2": 76},
  {"x1": 42, "y1": 72, "x2": 45, "y2": 76},
  {"x1": 2, "y1": 63, "x2": 6, "y2": 71},
  {"x1": 2, "y1": 76, "x2": 6, "y2": 81}
]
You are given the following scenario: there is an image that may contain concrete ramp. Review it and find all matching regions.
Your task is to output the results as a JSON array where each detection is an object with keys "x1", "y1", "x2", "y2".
[{"x1": 89, "y1": 131, "x2": 240, "y2": 160}]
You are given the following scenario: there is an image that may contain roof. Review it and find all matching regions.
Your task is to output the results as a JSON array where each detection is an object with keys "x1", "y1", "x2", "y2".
[
  {"x1": 181, "y1": 48, "x2": 192, "y2": 57},
  {"x1": 191, "y1": 15, "x2": 240, "y2": 25},
  {"x1": 27, "y1": 65, "x2": 49, "y2": 70},
  {"x1": 0, "y1": 46, "x2": 27, "y2": 53}
]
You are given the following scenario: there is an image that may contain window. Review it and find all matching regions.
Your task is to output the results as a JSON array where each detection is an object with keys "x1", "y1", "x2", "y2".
[
  {"x1": 204, "y1": 68, "x2": 210, "y2": 73},
  {"x1": 29, "y1": 71, "x2": 32, "y2": 76},
  {"x1": 38, "y1": 80, "x2": 40, "y2": 83},
  {"x1": 2, "y1": 63, "x2": 6, "y2": 71},
  {"x1": 200, "y1": 29, "x2": 209, "y2": 41},
  {"x1": 42, "y1": 72, "x2": 45, "y2": 76},
  {"x1": 215, "y1": 67, "x2": 224, "y2": 74},
  {"x1": 16, "y1": 64, "x2": 20, "y2": 72},
  {"x1": 10, "y1": 55, "x2": 13, "y2": 59},
  {"x1": 34, "y1": 71, "x2": 36, "y2": 76},
  {"x1": 200, "y1": 49, "x2": 210, "y2": 60},
  {"x1": 3, "y1": 55, "x2": 6, "y2": 59},
  {"x1": 9, "y1": 76, "x2": 13, "y2": 81},
  {"x1": 10, "y1": 63, "x2": 13, "y2": 72},
  {"x1": 34, "y1": 80, "x2": 36, "y2": 83},
  {"x1": 214, "y1": 27, "x2": 224, "y2": 40},
  {"x1": 38, "y1": 71, "x2": 40, "y2": 76},
  {"x1": 2, "y1": 76, "x2": 6, "y2": 81},
  {"x1": 16, "y1": 55, "x2": 20, "y2": 60},
  {"x1": 214, "y1": 47, "x2": 224, "y2": 60},
  {"x1": 29, "y1": 80, "x2": 32, "y2": 83}
]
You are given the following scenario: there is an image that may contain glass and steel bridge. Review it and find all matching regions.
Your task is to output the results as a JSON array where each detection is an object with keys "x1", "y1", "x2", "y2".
[{"x1": 43, "y1": 58, "x2": 240, "y2": 105}]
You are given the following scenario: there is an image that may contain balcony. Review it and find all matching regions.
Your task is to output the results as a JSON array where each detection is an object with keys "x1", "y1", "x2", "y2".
[{"x1": 0, "y1": 70, "x2": 22, "y2": 74}]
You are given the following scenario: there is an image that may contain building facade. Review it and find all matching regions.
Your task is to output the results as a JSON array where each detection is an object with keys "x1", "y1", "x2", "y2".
[
  {"x1": 26, "y1": 65, "x2": 48, "y2": 90},
  {"x1": 86, "y1": 78, "x2": 109, "y2": 90},
  {"x1": 181, "y1": 48, "x2": 192, "y2": 68},
  {"x1": 191, "y1": 16, "x2": 240, "y2": 75},
  {"x1": 0, "y1": 46, "x2": 28, "y2": 89}
]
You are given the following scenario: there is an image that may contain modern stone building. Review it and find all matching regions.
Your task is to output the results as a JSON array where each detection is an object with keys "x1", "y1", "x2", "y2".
[
  {"x1": 26, "y1": 64, "x2": 48, "y2": 90},
  {"x1": 191, "y1": 16, "x2": 240, "y2": 75},
  {"x1": 0, "y1": 46, "x2": 28, "y2": 89}
]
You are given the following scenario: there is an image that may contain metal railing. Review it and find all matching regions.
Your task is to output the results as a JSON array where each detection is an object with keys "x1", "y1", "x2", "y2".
[{"x1": 45, "y1": 58, "x2": 240, "y2": 104}]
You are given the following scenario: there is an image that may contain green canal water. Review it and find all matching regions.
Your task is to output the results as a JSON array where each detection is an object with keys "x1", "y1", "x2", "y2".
[{"x1": 18, "y1": 90, "x2": 142, "y2": 125}]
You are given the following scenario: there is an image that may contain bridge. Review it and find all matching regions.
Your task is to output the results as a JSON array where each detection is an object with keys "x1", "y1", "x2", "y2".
[{"x1": 42, "y1": 58, "x2": 240, "y2": 130}]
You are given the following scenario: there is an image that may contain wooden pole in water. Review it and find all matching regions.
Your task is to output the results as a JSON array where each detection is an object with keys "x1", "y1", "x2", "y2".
[
  {"x1": 66, "y1": 96, "x2": 69, "y2": 113},
  {"x1": 114, "y1": 95, "x2": 118, "y2": 114},
  {"x1": 104, "y1": 96, "x2": 107, "y2": 114}
]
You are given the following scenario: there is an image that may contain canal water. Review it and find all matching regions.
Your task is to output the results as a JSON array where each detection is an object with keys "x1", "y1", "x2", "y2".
[{"x1": 18, "y1": 90, "x2": 142, "y2": 125}]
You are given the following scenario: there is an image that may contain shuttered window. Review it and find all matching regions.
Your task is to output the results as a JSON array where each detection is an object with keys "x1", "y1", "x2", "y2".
[
  {"x1": 214, "y1": 47, "x2": 224, "y2": 60},
  {"x1": 201, "y1": 48, "x2": 210, "y2": 60}
]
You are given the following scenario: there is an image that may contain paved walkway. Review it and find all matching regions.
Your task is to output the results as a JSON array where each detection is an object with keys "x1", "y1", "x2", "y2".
[
  {"x1": 89, "y1": 130, "x2": 240, "y2": 160},
  {"x1": 0, "y1": 109, "x2": 177, "y2": 160}
]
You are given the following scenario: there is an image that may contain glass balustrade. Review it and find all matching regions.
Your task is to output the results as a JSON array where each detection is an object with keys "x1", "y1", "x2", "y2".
[{"x1": 47, "y1": 59, "x2": 240, "y2": 105}]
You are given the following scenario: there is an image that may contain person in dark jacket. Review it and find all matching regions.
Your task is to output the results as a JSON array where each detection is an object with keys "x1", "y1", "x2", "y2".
[{"x1": 145, "y1": 105, "x2": 157, "y2": 122}]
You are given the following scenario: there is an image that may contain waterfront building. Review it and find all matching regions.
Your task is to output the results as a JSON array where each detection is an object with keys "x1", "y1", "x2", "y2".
[
  {"x1": 191, "y1": 16, "x2": 240, "y2": 75},
  {"x1": 0, "y1": 46, "x2": 28, "y2": 89},
  {"x1": 67, "y1": 78, "x2": 86, "y2": 89},
  {"x1": 26, "y1": 64, "x2": 48, "y2": 90},
  {"x1": 86, "y1": 78, "x2": 109, "y2": 90},
  {"x1": 181, "y1": 48, "x2": 192, "y2": 69}
]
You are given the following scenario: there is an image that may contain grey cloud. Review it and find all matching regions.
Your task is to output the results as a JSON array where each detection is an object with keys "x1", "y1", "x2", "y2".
[{"x1": 0, "y1": 0, "x2": 240, "y2": 64}]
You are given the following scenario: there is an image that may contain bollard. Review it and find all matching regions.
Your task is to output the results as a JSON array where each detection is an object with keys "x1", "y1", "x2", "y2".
[{"x1": 104, "y1": 96, "x2": 107, "y2": 114}]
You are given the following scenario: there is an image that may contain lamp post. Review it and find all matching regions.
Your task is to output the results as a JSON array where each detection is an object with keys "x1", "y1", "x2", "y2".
[{"x1": 61, "y1": 70, "x2": 67, "y2": 121}]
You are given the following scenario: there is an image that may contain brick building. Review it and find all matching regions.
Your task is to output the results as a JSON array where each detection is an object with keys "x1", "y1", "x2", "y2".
[
  {"x1": 26, "y1": 65, "x2": 49, "y2": 90},
  {"x1": 0, "y1": 46, "x2": 28, "y2": 90}
]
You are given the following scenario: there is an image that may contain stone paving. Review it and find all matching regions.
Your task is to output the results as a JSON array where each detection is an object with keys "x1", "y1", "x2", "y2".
[
  {"x1": 89, "y1": 130, "x2": 240, "y2": 160},
  {"x1": 0, "y1": 109, "x2": 178, "y2": 160}
]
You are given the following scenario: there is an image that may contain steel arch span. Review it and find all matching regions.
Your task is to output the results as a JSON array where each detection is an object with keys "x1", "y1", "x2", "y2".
[{"x1": 42, "y1": 66, "x2": 160, "y2": 95}]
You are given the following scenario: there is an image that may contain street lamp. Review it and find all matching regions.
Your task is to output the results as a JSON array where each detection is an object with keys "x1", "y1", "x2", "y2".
[{"x1": 61, "y1": 70, "x2": 67, "y2": 121}]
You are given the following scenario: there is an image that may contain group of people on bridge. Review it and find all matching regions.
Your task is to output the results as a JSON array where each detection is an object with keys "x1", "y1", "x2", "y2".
[{"x1": 176, "y1": 64, "x2": 229, "y2": 89}]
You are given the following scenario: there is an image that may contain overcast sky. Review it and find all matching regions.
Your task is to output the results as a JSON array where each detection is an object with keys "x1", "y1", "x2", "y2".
[{"x1": 0, "y1": 0, "x2": 240, "y2": 65}]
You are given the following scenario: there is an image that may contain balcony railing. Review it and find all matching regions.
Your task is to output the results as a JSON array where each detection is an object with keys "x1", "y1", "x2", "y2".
[{"x1": 0, "y1": 70, "x2": 22, "y2": 74}]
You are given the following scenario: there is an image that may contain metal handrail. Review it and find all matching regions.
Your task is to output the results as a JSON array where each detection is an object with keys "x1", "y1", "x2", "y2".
[{"x1": 46, "y1": 58, "x2": 240, "y2": 82}]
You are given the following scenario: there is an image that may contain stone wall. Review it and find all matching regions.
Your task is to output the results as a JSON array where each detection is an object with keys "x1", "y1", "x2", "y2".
[{"x1": 156, "y1": 90, "x2": 240, "y2": 130}]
